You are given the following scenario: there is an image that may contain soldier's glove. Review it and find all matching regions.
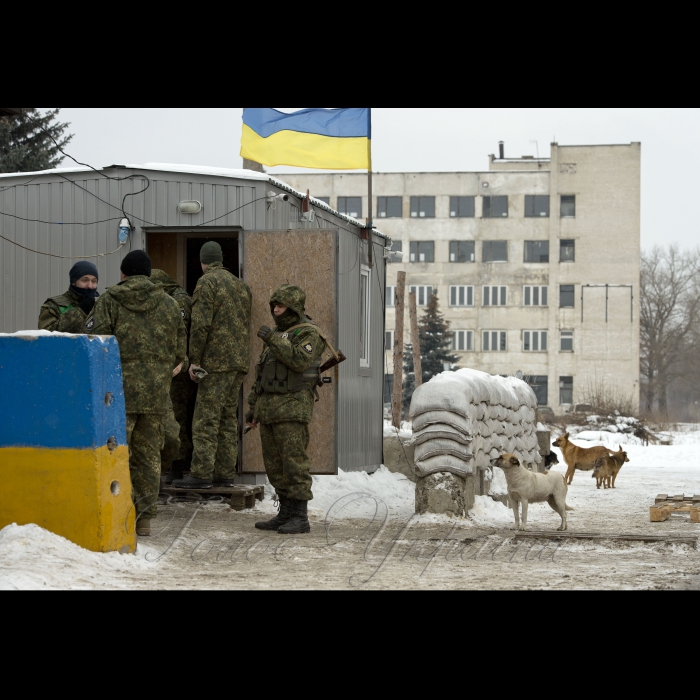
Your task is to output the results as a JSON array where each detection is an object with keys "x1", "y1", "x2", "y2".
[
  {"x1": 257, "y1": 325, "x2": 272, "y2": 341},
  {"x1": 245, "y1": 410, "x2": 255, "y2": 425},
  {"x1": 78, "y1": 297, "x2": 95, "y2": 315}
]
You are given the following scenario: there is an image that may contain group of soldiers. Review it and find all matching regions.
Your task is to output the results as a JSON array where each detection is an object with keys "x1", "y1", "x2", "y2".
[{"x1": 38, "y1": 242, "x2": 326, "y2": 537}]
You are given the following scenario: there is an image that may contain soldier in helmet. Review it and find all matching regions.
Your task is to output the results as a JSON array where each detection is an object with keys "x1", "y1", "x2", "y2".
[
  {"x1": 38, "y1": 260, "x2": 100, "y2": 333},
  {"x1": 247, "y1": 285, "x2": 327, "y2": 535}
]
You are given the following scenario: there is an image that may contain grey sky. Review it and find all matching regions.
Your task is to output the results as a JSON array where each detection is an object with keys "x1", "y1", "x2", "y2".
[{"x1": 51, "y1": 108, "x2": 700, "y2": 250}]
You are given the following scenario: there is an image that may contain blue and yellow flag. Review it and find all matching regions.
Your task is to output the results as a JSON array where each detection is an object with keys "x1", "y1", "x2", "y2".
[{"x1": 241, "y1": 108, "x2": 371, "y2": 170}]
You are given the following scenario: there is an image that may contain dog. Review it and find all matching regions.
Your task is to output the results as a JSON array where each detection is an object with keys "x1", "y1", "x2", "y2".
[
  {"x1": 491, "y1": 454, "x2": 574, "y2": 531},
  {"x1": 552, "y1": 433, "x2": 613, "y2": 485},
  {"x1": 591, "y1": 446, "x2": 630, "y2": 489},
  {"x1": 543, "y1": 451, "x2": 559, "y2": 471}
]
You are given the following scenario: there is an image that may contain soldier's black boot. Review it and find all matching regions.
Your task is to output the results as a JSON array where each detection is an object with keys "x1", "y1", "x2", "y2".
[
  {"x1": 172, "y1": 474, "x2": 213, "y2": 489},
  {"x1": 278, "y1": 499, "x2": 311, "y2": 535},
  {"x1": 163, "y1": 460, "x2": 186, "y2": 485},
  {"x1": 255, "y1": 494, "x2": 293, "y2": 531}
]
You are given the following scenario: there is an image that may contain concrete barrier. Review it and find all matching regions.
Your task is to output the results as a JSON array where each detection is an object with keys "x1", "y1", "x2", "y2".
[{"x1": 0, "y1": 332, "x2": 135, "y2": 553}]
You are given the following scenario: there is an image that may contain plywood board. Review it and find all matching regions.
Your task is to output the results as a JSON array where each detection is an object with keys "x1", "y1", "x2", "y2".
[{"x1": 242, "y1": 230, "x2": 337, "y2": 475}]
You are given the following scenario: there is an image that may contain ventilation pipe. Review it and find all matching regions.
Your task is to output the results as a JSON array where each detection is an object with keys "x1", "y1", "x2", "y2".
[{"x1": 499, "y1": 141, "x2": 505, "y2": 160}]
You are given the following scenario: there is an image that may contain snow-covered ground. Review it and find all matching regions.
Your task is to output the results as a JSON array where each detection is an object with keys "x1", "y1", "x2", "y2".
[{"x1": 2, "y1": 431, "x2": 699, "y2": 590}]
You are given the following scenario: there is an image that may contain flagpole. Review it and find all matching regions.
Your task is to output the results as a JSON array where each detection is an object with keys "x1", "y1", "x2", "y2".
[{"x1": 367, "y1": 107, "x2": 373, "y2": 266}]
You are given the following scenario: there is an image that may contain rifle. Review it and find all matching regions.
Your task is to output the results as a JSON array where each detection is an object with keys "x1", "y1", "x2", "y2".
[{"x1": 319, "y1": 351, "x2": 346, "y2": 376}]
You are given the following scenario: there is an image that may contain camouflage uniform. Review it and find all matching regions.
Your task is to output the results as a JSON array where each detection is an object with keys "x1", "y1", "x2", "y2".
[
  {"x1": 188, "y1": 262, "x2": 252, "y2": 481},
  {"x1": 150, "y1": 269, "x2": 195, "y2": 467},
  {"x1": 88, "y1": 276, "x2": 187, "y2": 518},
  {"x1": 248, "y1": 285, "x2": 326, "y2": 502},
  {"x1": 38, "y1": 288, "x2": 89, "y2": 334}
]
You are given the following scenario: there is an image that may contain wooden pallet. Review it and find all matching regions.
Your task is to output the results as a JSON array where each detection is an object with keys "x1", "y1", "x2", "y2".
[
  {"x1": 514, "y1": 531, "x2": 697, "y2": 547},
  {"x1": 160, "y1": 484, "x2": 265, "y2": 511},
  {"x1": 650, "y1": 494, "x2": 700, "y2": 523}
]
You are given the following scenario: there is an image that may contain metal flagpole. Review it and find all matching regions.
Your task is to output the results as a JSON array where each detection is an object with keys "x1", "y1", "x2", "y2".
[{"x1": 367, "y1": 108, "x2": 373, "y2": 266}]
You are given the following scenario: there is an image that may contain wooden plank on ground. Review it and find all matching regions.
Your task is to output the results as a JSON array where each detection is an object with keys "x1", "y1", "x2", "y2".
[{"x1": 513, "y1": 531, "x2": 697, "y2": 547}]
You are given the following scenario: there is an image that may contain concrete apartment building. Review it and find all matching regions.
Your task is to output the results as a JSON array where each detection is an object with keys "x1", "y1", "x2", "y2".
[{"x1": 278, "y1": 142, "x2": 641, "y2": 414}]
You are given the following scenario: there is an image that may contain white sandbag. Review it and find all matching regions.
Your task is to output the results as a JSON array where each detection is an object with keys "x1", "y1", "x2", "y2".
[
  {"x1": 414, "y1": 439, "x2": 473, "y2": 462},
  {"x1": 414, "y1": 454, "x2": 474, "y2": 478},
  {"x1": 411, "y1": 425, "x2": 472, "y2": 446},
  {"x1": 412, "y1": 410, "x2": 473, "y2": 434}
]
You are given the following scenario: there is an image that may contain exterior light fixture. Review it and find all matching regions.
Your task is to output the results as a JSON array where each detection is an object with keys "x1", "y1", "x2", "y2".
[
  {"x1": 118, "y1": 218, "x2": 131, "y2": 245},
  {"x1": 178, "y1": 200, "x2": 202, "y2": 214}
]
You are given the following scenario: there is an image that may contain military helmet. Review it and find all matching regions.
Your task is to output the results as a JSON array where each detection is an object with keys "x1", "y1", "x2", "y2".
[{"x1": 269, "y1": 285, "x2": 306, "y2": 319}]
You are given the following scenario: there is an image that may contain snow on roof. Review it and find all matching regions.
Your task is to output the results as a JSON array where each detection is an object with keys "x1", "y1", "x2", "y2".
[{"x1": 0, "y1": 163, "x2": 389, "y2": 240}]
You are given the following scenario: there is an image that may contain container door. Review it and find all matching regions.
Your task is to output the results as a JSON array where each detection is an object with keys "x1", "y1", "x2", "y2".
[{"x1": 241, "y1": 230, "x2": 338, "y2": 475}]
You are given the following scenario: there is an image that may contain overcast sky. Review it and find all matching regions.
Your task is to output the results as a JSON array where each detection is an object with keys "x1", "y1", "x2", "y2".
[{"x1": 50, "y1": 108, "x2": 700, "y2": 250}]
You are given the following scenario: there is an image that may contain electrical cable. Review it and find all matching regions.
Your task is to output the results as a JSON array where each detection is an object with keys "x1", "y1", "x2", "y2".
[
  {"x1": 0, "y1": 232, "x2": 125, "y2": 259},
  {"x1": 0, "y1": 175, "x2": 43, "y2": 193}
]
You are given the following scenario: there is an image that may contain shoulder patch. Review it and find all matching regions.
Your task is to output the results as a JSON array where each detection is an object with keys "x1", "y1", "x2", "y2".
[
  {"x1": 303, "y1": 342, "x2": 314, "y2": 355},
  {"x1": 85, "y1": 318, "x2": 95, "y2": 332}
]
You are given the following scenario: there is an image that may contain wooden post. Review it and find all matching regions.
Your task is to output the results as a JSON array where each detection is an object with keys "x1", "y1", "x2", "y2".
[
  {"x1": 409, "y1": 291, "x2": 422, "y2": 387},
  {"x1": 392, "y1": 271, "x2": 406, "y2": 429}
]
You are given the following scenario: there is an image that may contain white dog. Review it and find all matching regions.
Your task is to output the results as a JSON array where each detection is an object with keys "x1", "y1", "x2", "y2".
[{"x1": 491, "y1": 454, "x2": 573, "y2": 531}]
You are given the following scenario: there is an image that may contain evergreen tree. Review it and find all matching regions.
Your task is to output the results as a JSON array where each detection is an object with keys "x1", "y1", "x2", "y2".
[
  {"x1": 0, "y1": 108, "x2": 72, "y2": 173},
  {"x1": 402, "y1": 293, "x2": 459, "y2": 417}
]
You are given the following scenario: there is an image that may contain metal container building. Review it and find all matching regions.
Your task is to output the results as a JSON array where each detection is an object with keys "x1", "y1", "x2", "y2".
[{"x1": 0, "y1": 163, "x2": 390, "y2": 478}]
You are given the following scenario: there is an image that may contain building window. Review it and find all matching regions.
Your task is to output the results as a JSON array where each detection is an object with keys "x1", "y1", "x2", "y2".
[
  {"x1": 387, "y1": 240, "x2": 403, "y2": 264},
  {"x1": 524, "y1": 241, "x2": 550, "y2": 263},
  {"x1": 409, "y1": 241, "x2": 435, "y2": 263},
  {"x1": 560, "y1": 239, "x2": 576, "y2": 262},
  {"x1": 524, "y1": 375, "x2": 548, "y2": 406},
  {"x1": 523, "y1": 330, "x2": 548, "y2": 352},
  {"x1": 377, "y1": 196, "x2": 402, "y2": 218},
  {"x1": 482, "y1": 196, "x2": 508, "y2": 218},
  {"x1": 482, "y1": 331, "x2": 507, "y2": 352},
  {"x1": 338, "y1": 197, "x2": 362, "y2": 219},
  {"x1": 316, "y1": 197, "x2": 330, "y2": 206},
  {"x1": 410, "y1": 197, "x2": 435, "y2": 218},
  {"x1": 560, "y1": 331, "x2": 574, "y2": 352},
  {"x1": 409, "y1": 285, "x2": 434, "y2": 307},
  {"x1": 360, "y1": 267, "x2": 371, "y2": 368},
  {"x1": 452, "y1": 330, "x2": 474, "y2": 351},
  {"x1": 483, "y1": 286, "x2": 507, "y2": 307},
  {"x1": 524, "y1": 286, "x2": 548, "y2": 307},
  {"x1": 524, "y1": 195, "x2": 550, "y2": 218},
  {"x1": 449, "y1": 286, "x2": 474, "y2": 307},
  {"x1": 561, "y1": 195, "x2": 576, "y2": 218},
  {"x1": 560, "y1": 285, "x2": 575, "y2": 308},
  {"x1": 560, "y1": 376, "x2": 574, "y2": 405},
  {"x1": 482, "y1": 241, "x2": 508, "y2": 263},
  {"x1": 450, "y1": 196, "x2": 475, "y2": 218},
  {"x1": 386, "y1": 286, "x2": 396, "y2": 307},
  {"x1": 450, "y1": 240, "x2": 475, "y2": 263},
  {"x1": 385, "y1": 330, "x2": 394, "y2": 351}
]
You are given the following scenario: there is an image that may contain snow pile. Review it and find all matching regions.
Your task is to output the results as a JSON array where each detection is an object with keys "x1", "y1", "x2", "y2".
[
  {"x1": 408, "y1": 369, "x2": 541, "y2": 479},
  {"x1": 567, "y1": 414, "x2": 655, "y2": 446},
  {"x1": 0, "y1": 523, "x2": 156, "y2": 591},
  {"x1": 383, "y1": 420, "x2": 413, "y2": 440},
  {"x1": 468, "y1": 496, "x2": 513, "y2": 527}
]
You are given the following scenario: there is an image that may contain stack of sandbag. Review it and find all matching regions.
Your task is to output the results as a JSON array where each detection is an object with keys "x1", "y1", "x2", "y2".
[{"x1": 409, "y1": 369, "x2": 540, "y2": 478}]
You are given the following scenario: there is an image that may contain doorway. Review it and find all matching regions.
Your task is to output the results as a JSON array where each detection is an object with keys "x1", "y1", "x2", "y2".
[{"x1": 185, "y1": 237, "x2": 239, "y2": 294}]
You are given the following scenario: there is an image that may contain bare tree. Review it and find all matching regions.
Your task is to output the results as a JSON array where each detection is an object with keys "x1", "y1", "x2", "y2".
[{"x1": 640, "y1": 245, "x2": 700, "y2": 416}]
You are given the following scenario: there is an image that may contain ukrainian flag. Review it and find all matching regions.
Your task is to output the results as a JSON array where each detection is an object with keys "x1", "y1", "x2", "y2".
[{"x1": 241, "y1": 108, "x2": 371, "y2": 170}]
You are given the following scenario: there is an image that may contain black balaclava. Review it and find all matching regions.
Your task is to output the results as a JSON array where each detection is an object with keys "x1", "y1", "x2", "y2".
[{"x1": 69, "y1": 261, "x2": 99, "y2": 303}]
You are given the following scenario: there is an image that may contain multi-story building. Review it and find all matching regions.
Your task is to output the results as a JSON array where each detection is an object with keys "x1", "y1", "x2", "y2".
[{"x1": 277, "y1": 142, "x2": 641, "y2": 414}]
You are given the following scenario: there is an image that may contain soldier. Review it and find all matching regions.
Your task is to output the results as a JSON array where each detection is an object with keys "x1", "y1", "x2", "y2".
[
  {"x1": 247, "y1": 285, "x2": 327, "y2": 535},
  {"x1": 174, "y1": 241, "x2": 252, "y2": 490},
  {"x1": 38, "y1": 261, "x2": 100, "y2": 333},
  {"x1": 150, "y1": 269, "x2": 195, "y2": 484},
  {"x1": 88, "y1": 250, "x2": 186, "y2": 537}
]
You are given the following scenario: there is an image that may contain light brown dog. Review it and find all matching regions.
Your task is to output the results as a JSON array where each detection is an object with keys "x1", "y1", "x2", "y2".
[
  {"x1": 552, "y1": 433, "x2": 613, "y2": 485},
  {"x1": 592, "y1": 446, "x2": 630, "y2": 489},
  {"x1": 491, "y1": 454, "x2": 574, "y2": 531}
]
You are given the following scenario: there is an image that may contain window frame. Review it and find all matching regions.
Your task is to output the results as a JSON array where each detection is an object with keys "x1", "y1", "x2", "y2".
[
  {"x1": 409, "y1": 241, "x2": 435, "y2": 263},
  {"x1": 559, "y1": 284, "x2": 575, "y2": 308},
  {"x1": 409, "y1": 285, "x2": 435, "y2": 307},
  {"x1": 482, "y1": 330, "x2": 508, "y2": 352},
  {"x1": 523, "y1": 285, "x2": 548, "y2": 307},
  {"x1": 560, "y1": 330, "x2": 574, "y2": 353},
  {"x1": 377, "y1": 196, "x2": 403, "y2": 219},
  {"x1": 524, "y1": 195, "x2": 551, "y2": 218},
  {"x1": 409, "y1": 196, "x2": 436, "y2": 219},
  {"x1": 386, "y1": 286, "x2": 396, "y2": 308},
  {"x1": 451, "y1": 330, "x2": 474, "y2": 352},
  {"x1": 482, "y1": 195, "x2": 509, "y2": 218},
  {"x1": 359, "y1": 266, "x2": 371, "y2": 368},
  {"x1": 449, "y1": 285, "x2": 474, "y2": 307},
  {"x1": 337, "y1": 196, "x2": 363, "y2": 219},
  {"x1": 385, "y1": 330, "x2": 395, "y2": 352},
  {"x1": 482, "y1": 240, "x2": 509, "y2": 263},
  {"x1": 524, "y1": 240, "x2": 550, "y2": 263},
  {"x1": 449, "y1": 196, "x2": 475, "y2": 218},
  {"x1": 449, "y1": 240, "x2": 476, "y2": 263},
  {"x1": 559, "y1": 376, "x2": 574, "y2": 406},
  {"x1": 482, "y1": 286, "x2": 508, "y2": 307},
  {"x1": 560, "y1": 239, "x2": 576, "y2": 263},
  {"x1": 524, "y1": 375, "x2": 548, "y2": 406},
  {"x1": 561, "y1": 195, "x2": 576, "y2": 218},
  {"x1": 523, "y1": 330, "x2": 548, "y2": 352}
]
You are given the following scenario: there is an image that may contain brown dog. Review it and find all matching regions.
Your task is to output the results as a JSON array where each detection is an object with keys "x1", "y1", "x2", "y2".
[
  {"x1": 552, "y1": 433, "x2": 613, "y2": 485},
  {"x1": 592, "y1": 446, "x2": 630, "y2": 489}
]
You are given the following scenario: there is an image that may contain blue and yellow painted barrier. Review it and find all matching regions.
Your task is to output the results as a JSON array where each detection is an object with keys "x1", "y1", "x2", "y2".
[{"x1": 0, "y1": 333, "x2": 136, "y2": 553}]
